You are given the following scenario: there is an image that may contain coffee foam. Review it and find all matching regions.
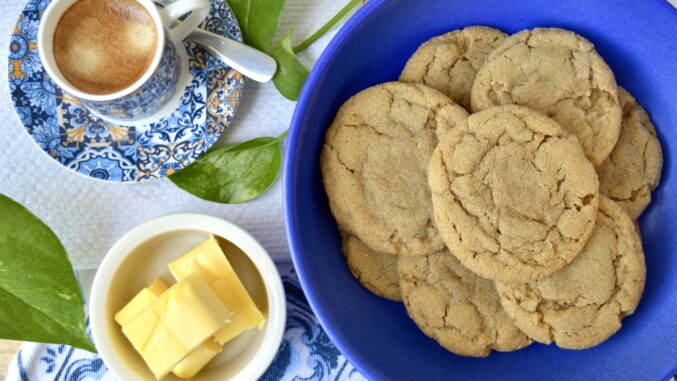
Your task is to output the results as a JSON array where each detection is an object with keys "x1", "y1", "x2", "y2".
[{"x1": 53, "y1": 0, "x2": 158, "y2": 95}]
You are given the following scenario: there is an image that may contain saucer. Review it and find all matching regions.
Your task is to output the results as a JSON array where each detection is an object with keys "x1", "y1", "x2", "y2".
[{"x1": 8, "y1": 0, "x2": 244, "y2": 182}]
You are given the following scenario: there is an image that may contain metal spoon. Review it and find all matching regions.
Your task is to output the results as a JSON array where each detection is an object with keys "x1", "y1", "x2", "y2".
[{"x1": 189, "y1": 29, "x2": 277, "y2": 83}]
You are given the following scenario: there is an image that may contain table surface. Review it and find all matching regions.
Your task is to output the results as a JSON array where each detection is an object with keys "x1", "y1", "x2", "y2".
[{"x1": 0, "y1": 341, "x2": 22, "y2": 380}]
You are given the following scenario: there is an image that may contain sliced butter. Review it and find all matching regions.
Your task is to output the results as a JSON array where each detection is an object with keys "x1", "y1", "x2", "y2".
[
  {"x1": 169, "y1": 235, "x2": 265, "y2": 345},
  {"x1": 172, "y1": 338, "x2": 222, "y2": 379},
  {"x1": 121, "y1": 303, "x2": 185, "y2": 380},
  {"x1": 211, "y1": 278, "x2": 264, "y2": 344},
  {"x1": 115, "y1": 278, "x2": 224, "y2": 379},
  {"x1": 120, "y1": 277, "x2": 232, "y2": 379},
  {"x1": 158, "y1": 277, "x2": 233, "y2": 350},
  {"x1": 114, "y1": 278, "x2": 168, "y2": 326},
  {"x1": 169, "y1": 235, "x2": 232, "y2": 284}
]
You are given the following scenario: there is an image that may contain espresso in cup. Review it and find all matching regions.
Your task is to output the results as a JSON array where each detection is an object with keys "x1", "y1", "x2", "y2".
[{"x1": 53, "y1": 0, "x2": 158, "y2": 95}]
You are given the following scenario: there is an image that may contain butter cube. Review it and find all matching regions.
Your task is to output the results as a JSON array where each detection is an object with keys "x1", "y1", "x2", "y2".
[
  {"x1": 120, "y1": 277, "x2": 232, "y2": 379},
  {"x1": 122, "y1": 305, "x2": 184, "y2": 379},
  {"x1": 115, "y1": 278, "x2": 168, "y2": 326},
  {"x1": 169, "y1": 236, "x2": 265, "y2": 345},
  {"x1": 158, "y1": 277, "x2": 233, "y2": 350},
  {"x1": 211, "y1": 278, "x2": 265, "y2": 344},
  {"x1": 115, "y1": 278, "x2": 225, "y2": 379},
  {"x1": 172, "y1": 338, "x2": 222, "y2": 379},
  {"x1": 147, "y1": 277, "x2": 169, "y2": 296},
  {"x1": 169, "y1": 236, "x2": 232, "y2": 284}
]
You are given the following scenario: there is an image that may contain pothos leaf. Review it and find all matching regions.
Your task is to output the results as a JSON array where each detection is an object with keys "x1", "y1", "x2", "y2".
[
  {"x1": 271, "y1": 0, "x2": 364, "y2": 100},
  {"x1": 0, "y1": 194, "x2": 95, "y2": 352},
  {"x1": 272, "y1": 30, "x2": 310, "y2": 101},
  {"x1": 170, "y1": 134, "x2": 285, "y2": 203},
  {"x1": 293, "y1": 0, "x2": 365, "y2": 53},
  {"x1": 227, "y1": 0, "x2": 286, "y2": 52}
]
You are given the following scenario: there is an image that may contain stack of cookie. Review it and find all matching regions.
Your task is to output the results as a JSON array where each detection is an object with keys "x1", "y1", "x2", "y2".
[{"x1": 320, "y1": 26, "x2": 663, "y2": 357}]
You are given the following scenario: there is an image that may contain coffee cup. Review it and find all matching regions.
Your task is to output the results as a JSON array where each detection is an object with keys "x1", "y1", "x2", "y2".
[{"x1": 38, "y1": 0, "x2": 210, "y2": 121}]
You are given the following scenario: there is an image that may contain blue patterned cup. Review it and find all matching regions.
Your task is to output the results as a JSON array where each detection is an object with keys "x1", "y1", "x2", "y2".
[{"x1": 37, "y1": 0, "x2": 210, "y2": 121}]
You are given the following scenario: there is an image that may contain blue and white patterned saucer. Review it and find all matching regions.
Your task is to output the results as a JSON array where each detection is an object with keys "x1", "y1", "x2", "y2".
[{"x1": 8, "y1": 0, "x2": 244, "y2": 182}]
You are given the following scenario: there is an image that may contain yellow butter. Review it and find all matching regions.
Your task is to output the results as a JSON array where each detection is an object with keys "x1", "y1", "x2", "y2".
[
  {"x1": 115, "y1": 278, "x2": 224, "y2": 379},
  {"x1": 115, "y1": 278, "x2": 168, "y2": 326},
  {"x1": 155, "y1": 277, "x2": 233, "y2": 350},
  {"x1": 169, "y1": 236, "x2": 232, "y2": 284},
  {"x1": 211, "y1": 278, "x2": 265, "y2": 344},
  {"x1": 147, "y1": 277, "x2": 168, "y2": 296},
  {"x1": 172, "y1": 338, "x2": 222, "y2": 379},
  {"x1": 120, "y1": 277, "x2": 232, "y2": 379},
  {"x1": 142, "y1": 324, "x2": 187, "y2": 379},
  {"x1": 169, "y1": 235, "x2": 265, "y2": 345},
  {"x1": 121, "y1": 305, "x2": 185, "y2": 379}
]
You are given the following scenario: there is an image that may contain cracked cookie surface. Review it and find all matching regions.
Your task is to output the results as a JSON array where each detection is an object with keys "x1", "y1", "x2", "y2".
[
  {"x1": 470, "y1": 28, "x2": 621, "y2": 165},
  {"x1": 343, "y1": 234, "x2": 401, "y2": 301},
  {"x1": 495, "y1": 197, "x2": 646, "y2": 349},
  {"x1": 321, "y1": 82, "x2": 469, "y2": 256},
  {"x1": 398, "y1": 250, "x2": 531, "y2": 357},
  {"x1": 597, "y1": 88, "x2": 663, "y2": 219},
  {"x1": 400, "y1": 26, "x2": 507, "y2": 110},
  {"x1": 428, "y1": 105, "x2": 599, "y2": 282}
]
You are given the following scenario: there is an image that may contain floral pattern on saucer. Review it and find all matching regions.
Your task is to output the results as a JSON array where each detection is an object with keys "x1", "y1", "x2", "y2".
[{"x1": 8, "y1": 0, "x2": 244, "y2": 182}]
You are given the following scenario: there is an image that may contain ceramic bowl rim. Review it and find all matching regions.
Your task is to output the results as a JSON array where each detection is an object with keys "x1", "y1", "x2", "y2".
[{"x1": 89, "y1": 213, "x2": 286, "y2": 381}]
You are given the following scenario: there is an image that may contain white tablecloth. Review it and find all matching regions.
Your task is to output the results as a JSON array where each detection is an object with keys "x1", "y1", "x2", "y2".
[{"x1": 0, "y1": 0, "x2": 345, "y2": 268}]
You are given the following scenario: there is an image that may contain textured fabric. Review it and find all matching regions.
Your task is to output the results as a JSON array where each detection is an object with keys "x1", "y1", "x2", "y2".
[
  {"x1": 5, "y1": 264, "x2": 366, "y2": 381},
  {"x1": 0, "y1": 0, "x2": 347, "y2": 268}
]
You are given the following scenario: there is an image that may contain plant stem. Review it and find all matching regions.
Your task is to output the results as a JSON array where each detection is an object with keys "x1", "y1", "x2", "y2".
[{"x1": 293, "y1": 0, "x2": 364, "y2": 53}]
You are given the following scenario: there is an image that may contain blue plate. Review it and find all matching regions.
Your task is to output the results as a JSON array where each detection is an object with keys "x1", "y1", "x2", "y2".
[
  {"x1": 8, "y1": 0, "x2": 244, "y2": 182},
  {"x1": 284, "y1": 0, "x2": 677, "y2": 380}
]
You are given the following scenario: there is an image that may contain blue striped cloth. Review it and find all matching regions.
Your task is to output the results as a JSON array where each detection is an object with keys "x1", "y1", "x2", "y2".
[{"x1": 4, "y1": 263, "x2": 365, "y2": 381}]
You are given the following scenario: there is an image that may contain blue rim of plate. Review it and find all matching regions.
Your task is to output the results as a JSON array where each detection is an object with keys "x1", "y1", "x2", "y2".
[
  {"x1": 284, "y1": 1, "x2": 395, "y2": 380},
  {"x1": 7, "y1": 0, "x2": 244, "y2": 182},
  {"x1": 284, "y1": 0, "x2": 677, "y2": 380}
]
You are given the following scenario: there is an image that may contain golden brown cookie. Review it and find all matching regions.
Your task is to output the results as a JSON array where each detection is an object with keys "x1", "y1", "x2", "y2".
[
  {"x1": 428, "y1": 105, "x2": 599, "y2": 282},
  {"x1": 495, "y1": 197, "x2": 646, "y2": 349},
  {"x1": 400, "y1": 26, "x2": 507, "y2": 110},
  {"x1": 321, "y1": 82, "x2": 469, "y2": 256},
  {"x1": 399, "y1": 251, "x2": 531, "y2": 357},
  {"x1": 597, "y1": 88, "x2": 663, "y2": 219},
  {"x1": 471, "y1": 28, "x2": 621, "y2": 165},
  {"x1": 343, "y1": 234, "x2": 401, "y2": 301}
]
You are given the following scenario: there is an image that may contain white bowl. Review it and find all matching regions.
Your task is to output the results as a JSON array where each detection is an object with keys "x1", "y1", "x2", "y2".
[{"x1": 90, "y1": 213, "x2": 286, "y2": 381}]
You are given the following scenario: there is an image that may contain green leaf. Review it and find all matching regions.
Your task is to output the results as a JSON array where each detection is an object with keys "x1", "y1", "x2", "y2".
[
  {"x1": 170, "y1": 135, "x2": 284, "y2": 203},
  {"x1": 293, "y1": 0, "x2": 364, "y2": 53},
  {"x1": 272, "y1": 30, "x2": 310, "y2": 101},
  {"x1": 270, "y1": 0, "x2": 364, "y2": 100},
  {"x1": 227, "y1": 0, "x2": 286, "y2": 52},
  {"x1": 0, "y1": 195, "x2": 95, "y2": 352}
]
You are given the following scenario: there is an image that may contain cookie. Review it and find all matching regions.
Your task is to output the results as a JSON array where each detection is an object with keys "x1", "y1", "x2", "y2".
[
  {"x1": 343, "y1": 234, "x2": 401, "y2": 301},
  {"x1": 428, "y1": 105, "x2": 599, "y2": 282},
  {"x1": 399, "y1": 251, "x2": 531, "y2": 357},
  {"x1": 400, "y1": 26, "x2": 507, "y2": 110},
  {"x1": 321, "y1": 82, "x2": 469, "y2": 256},
  {"x1": 471, "y1": 27, "x2": 621, "y2": 165},
  {"x1": 597, "y1": 88, "x2": 663, "y2": 219},
  {"x1": 495, "y1": 197, "x2": 646, "y2": 349}
]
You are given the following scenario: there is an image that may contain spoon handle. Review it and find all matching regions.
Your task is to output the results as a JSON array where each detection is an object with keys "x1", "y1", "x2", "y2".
[{"x1": 189, "y1": 29, "x2": 277, "y2": 83}]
